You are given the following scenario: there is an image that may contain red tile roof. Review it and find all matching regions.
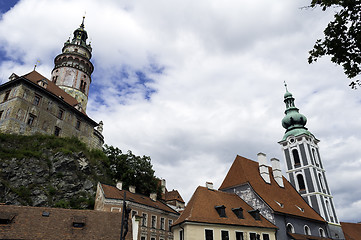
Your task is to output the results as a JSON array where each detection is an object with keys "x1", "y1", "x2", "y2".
[
  {"x1": 164, "y1": 189, "x2": 184, "y2": 203},
  {"x1": 341, "y1": 222, "x2": 361, "y2": 240},
  {"x1": 219, "y1": 155, "x2": 325, "y2": 222},
  {"x1": 0, "y1": 205, "x2": 122, "y2": 240},
  {"x1": 100, "y1": 183, "x2": 179, "y2": 215},
  {"x1": 173, "y1": 186, "x2": 277, "y2": 229}
]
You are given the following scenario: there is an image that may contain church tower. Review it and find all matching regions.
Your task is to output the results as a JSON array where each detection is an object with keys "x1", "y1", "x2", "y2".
[
  {"x1": 50, "y1": 17, "x2": 94, "y2": 112},
  {"x1": 278, "y1": 84, "x2": 340, "y2": 229}
]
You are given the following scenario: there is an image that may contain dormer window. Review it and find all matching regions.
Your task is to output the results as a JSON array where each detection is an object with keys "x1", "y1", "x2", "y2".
[
  {"x1": 248, "y1": 209, "x2": 261, "y2": 221},
  {"x1": 0, "y1": 213, "x2": 15, "y2": 224},
  {"x1": 232, "y1": 207, "x2": 244, "y2": 219},
  {"x1": 72, "y1": 216, "x2": 86, "y2": 228},
  {"x1": 215, "y1": 205, "x2": 227, "y2": 218}
]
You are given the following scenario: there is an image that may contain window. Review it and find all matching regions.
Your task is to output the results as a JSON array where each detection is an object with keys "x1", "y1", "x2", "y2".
[
  {"x1": 248, "y1": 209, "x2": 261, "y2": 220},
  {"x1": 262, "y1": 233, "x2": 270, "y2": 240},
  {"x1": 319, "y1": 228, "x2": 326, "y2": 237},
  {"x1": 132, "y1": 210, "x2": 137, "y2": 217},
  {"x1": 0, "y1": 110, "x2": 3, "y2": 120},
  {"x1": 160, "y1": 217, "x2": 165, "y2": 230},
  {"x1": 297, "y1": 174, "x2": 306, "y2": 191},
  {"x1": 27, "y1": 114, "x2": 36, "y2": 126},
  {"x1": 141, "y1": 237, "x2": 146, "y2": 240},
  {"x1": 142, "y1": 213, "x2": 147, "y2": 227},
  {"x1": 232, "y1": 207, "x2": 243, "y2": 219},
  {"x1": 54, "y1": 126, "x2": 61, "y2": 136},
  {"x1": 3, "y1": 90, "x2": 11, "y2": 102},
  {"x1": 52, "y1": 75, "x2": 58, "y2": 84},
  {"x1": 180, "y1": 229, "x2": 184, "y2": 240},
  {"x1": 292, "y1": 149, "x2": 301, "y2": 166},
  {"x1": 33, "y1": 95, "x2": 41, "y2": 105},
  {"x1": 57, "y1": 108, "x2": 64, "y2": 119},
  {"x1": 221, "y1": 230, "x2": 229, "y2": 240},
  {"x1": 304, "y1": 225, "x2": 311, "y2": 235},
  {"x1": 47, "y1": 101, "x2": 53, "y2": 111},
  {"x1": 205, "y1": 229, "x2": 213, "y2": 240},
  {"x1": 326, "y1": 200, "x2": 334, "y2": 222},
  {"x1": 151, "y1": 238, "x2": 155, "y2": 240},
  {"x1": 168, "y1": 219, "x2": 173, "y2": 231},
  {"x1": 312, "y1": 149, "x2": 319, "y2": 166},
  {"x1": 236, "y1": 232, "x2": 244, "y2": 240},
  {"x1": 111, "y1": 207, "x2": 121, "y2": 212},
  {"x1": 215, "y1": 205, "x2": 227, "y2": 217},
  {"x1": 76, "y1": 119, "x2": 81, "y2": 130},
  {"x1": 249, "y1": 233, "x2": 257, "y2": 240},
  {"x1": 286, "y1": 223, "x2": 295, "y2": 233},
  {"x1": 319, "y1": 173, "x2": 326, "y2": 193},
  {"x1": 151, "y1": 215, "x2": 157, "y2": 228},
  {"x1": 73, "y1": 222, "x2": 85, "y2": 228}
]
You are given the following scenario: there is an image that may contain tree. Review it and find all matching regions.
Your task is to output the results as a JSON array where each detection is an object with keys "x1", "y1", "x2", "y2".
[
  {"x1": 103, "y1": 145, "x2": 161, "y2": 196},
  {"x1": 308, "y1": 0, "x2": 361, "y2": 89}
]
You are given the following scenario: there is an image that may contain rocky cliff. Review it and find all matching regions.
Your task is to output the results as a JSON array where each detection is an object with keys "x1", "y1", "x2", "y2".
[{"x1": 0, "y1": 134, "x2": 112, "y2": 209}]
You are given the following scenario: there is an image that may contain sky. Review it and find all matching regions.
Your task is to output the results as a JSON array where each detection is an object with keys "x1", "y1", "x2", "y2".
[{"x1": 0, "y1": 0, "x2": 360, "y2": 223}]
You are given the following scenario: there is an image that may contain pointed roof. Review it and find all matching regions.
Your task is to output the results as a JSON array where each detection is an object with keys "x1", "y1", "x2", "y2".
[
  {"x1": 219, "y1": 155, "x2": 325, "y2": 222},
  {"x1": 173, "y1": 186, "x2": 277, "y2": 229},
  {"x1": 164, "y1": 189, "x2": 184, "y2": 203},
  {"x1": 99, "y1": 183, "x2": 179, "y2": 215}
]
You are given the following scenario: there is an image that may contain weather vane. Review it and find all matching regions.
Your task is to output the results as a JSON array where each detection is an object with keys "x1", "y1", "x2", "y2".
[
  {"x1": 33, "y1": 60, "x2": 40, "y2": 71},
  {"x1": 284, "y1": 80, "x2": 288, "y2": 92}
]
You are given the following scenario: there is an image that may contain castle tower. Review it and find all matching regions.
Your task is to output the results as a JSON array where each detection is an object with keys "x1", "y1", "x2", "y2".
[
  {"x1": 278, "y1": 84, "x2": 340, "y2": 227},
  {"x1": 51, "y1": 17, "x2": 94, "y2": 112}
]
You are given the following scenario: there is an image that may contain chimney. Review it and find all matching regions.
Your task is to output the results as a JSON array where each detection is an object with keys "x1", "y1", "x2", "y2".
[
  {"x1": 271, "y1": 158, "x2": 284, "y2": 187},
  {"x1": 116, "y1": 181, "x2": 123, "y2": 190},
  {"x1": 257, "y1": 153, "x2": 270, "y2": 184},
  {"x1": 161, "y1": 179, "x2": 166, "y2": 194},
  {"x1": 129, "y1": 185, "x2": 136, "y2": 193},
  {"x1": 150, "y1": 193, "x2": 157, "y2": 201},
  {"x1": 206, "y1": 182, "x2": 214, "y2": 189}
]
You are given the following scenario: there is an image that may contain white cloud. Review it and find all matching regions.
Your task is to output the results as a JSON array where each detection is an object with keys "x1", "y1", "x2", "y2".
[{"x1": 1, "y1": 0, "x2": 361, "y2": 223}]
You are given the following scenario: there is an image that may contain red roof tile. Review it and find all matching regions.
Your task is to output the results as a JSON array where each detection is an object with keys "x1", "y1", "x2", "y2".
[
  {"x1": 100, "y1": 183, "x2": 179, "y2": 215},
  {"x1": 173, "y1": 186, "x2": 277, "y2": 229},
  {"x1": 219, "y1": 155, "x2": 325, "y2": 222},
  {"x1": 341, "y1": 222, "x2": 361, "y2": 240},
  {"x1": 0, "y1": 205, "x2": 122, "y2": 240}
]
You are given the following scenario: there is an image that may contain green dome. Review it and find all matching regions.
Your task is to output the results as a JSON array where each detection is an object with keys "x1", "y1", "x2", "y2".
[{"x1": 281, "y1": 86, "x2": 312, "y2": 141}]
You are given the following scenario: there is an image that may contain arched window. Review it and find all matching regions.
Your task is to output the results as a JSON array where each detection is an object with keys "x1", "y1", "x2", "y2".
[
  {"x1": 319, "y1": 228, "x2": 326, "y2": 237},
  {"x1": 292, "y1": 149, "x2": 301, "y2": 166},
  {"x1": 297, "y1": 174, "x2": 306, "y2": 191},
  {"x1": 319, "y1": 173, "x2": 326, "y2": 193},
  {"x1": 326, "y1": 200, "x2": 334, "y2": 222},
  {"x1": 286, "y1": 223, "x2": 295, "y2": 233},
  {"x1": 312, "y1": 149, "x2": 319, "y2": 166},
  {"x1": 304, "y1": 225, "x2": 311, "y2": 235}
]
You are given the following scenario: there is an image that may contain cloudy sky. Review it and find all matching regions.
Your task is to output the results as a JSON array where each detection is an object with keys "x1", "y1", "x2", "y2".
[{"x1": 1, "y1": 0, "x2": 360, "y2": 223}]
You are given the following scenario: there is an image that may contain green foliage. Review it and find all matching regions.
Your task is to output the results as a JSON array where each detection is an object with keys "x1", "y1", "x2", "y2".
[
  {"x1": 103, "y1": 144, "x2": 161, "y2": 196},
  {"x1": 13, "y1": 186, "x2": 33, "y2": 205},
  {"x1": 308, "y1": 0, "x2": 361, "y2": 88}
]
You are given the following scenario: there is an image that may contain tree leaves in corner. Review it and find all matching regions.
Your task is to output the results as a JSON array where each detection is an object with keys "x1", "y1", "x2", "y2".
[{"x1": 308, "y1": 0, "x2": 361, "y2": 89}]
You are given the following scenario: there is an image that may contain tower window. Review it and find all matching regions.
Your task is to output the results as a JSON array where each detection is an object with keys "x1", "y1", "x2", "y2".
[
  {"x1": 54, "y1": 126, "x2": 61, "y2": 136},
  {"x1": 312, "y1": 149, "x2": 319, "y2": 166},
  {"x1": 0, "y1": 110, "x2": 3, "y2": 120},
  {"x1": 319, "y1": 173, "x2": 326, "y2": 193},
  {"x1": 297, "y1": 174, "x2": 306, "y2": 191},
  {"x1": 27, "y1": 114, "x2": 36, "y2": 126},
  {"x1": 57, "y1": 108, "x2": 64, "y2": 119},
  {"x1": 292, "y1": 149, "x2": 301, "y2": 166},
  {"x1": 286, "y1": 223, "x2": 295, "y2": 233},
  {"x1": 319, "y1": 228, "x2": 326, "y2": 237},
  {"x1": 76, "y1": 119, "x2": 81, "y2": 130},
  {"x1": 33, "y1": 95, "x2": 41, "y2": 106},
  {"x1": 3, "y1": 90, "x2": 11, "y2": 102}
]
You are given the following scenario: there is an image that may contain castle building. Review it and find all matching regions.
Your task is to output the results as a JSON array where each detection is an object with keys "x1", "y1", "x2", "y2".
[
  {"x1": 279, "y1": 86, "x2": 344, "y2": 239},
  {"x1": 0, "y1": 19, "x2": 104, "y2": 149}
]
